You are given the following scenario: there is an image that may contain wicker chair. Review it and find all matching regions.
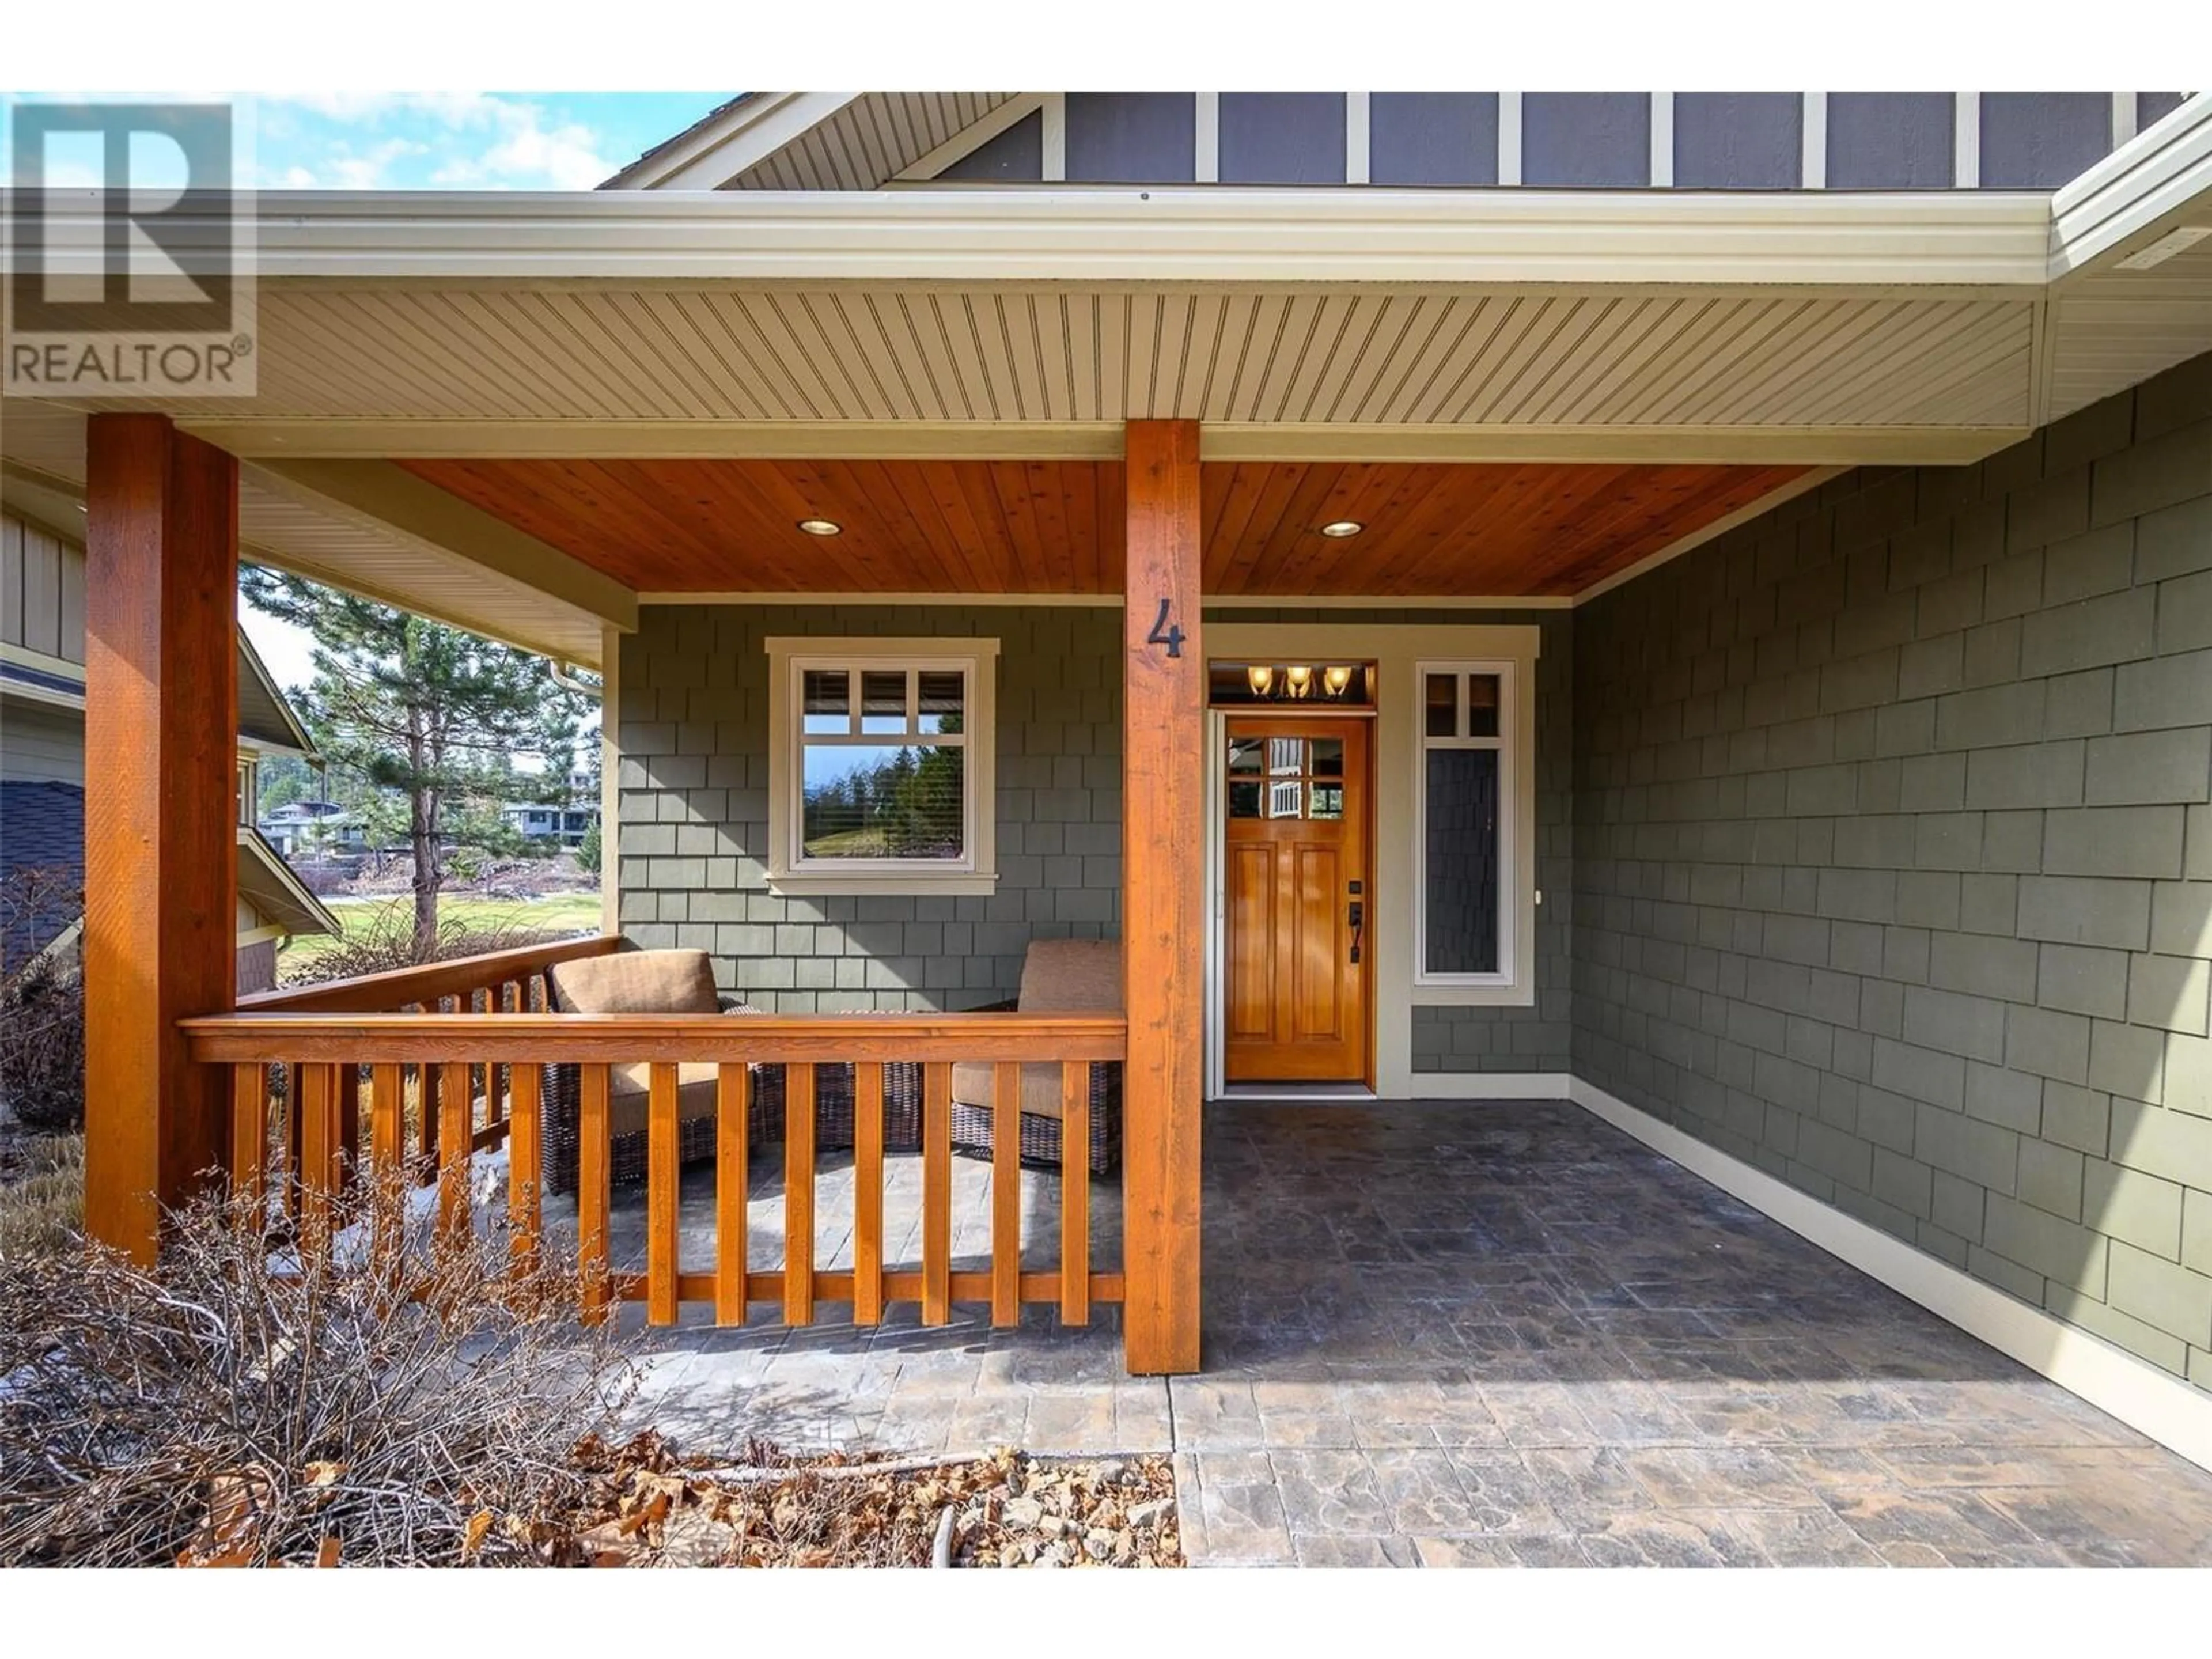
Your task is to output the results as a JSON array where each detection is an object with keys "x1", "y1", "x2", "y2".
[
  {"x1": 536, "y1": 945, "x2": 927, "y2": 1196},
  {"x1": 949, "y1": 938, "x2": 1122, "y2": 1177}
]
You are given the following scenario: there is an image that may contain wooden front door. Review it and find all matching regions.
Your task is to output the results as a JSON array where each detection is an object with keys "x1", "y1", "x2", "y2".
[{"x1": 1222, "y1": 717, "x2": 1371, "y2": 1084}]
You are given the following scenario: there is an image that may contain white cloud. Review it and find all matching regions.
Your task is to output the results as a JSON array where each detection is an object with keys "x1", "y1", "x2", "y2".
[{"x1": 257, "y1": 92, "x2": 613, "y2": 190}]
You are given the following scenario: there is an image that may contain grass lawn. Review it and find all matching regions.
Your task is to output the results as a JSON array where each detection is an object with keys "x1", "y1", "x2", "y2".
[{"x1": 281, "y1": 890, "x2": 603, "y2": 974}]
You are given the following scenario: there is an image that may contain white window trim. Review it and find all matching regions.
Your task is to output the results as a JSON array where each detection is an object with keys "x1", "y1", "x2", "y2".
[
  {"x1": 1413, "y1": 658, "x2": 1522, "y2": 994},
  {"x1": 764, "y1": 635, "x2": 999, "y2": 896}
]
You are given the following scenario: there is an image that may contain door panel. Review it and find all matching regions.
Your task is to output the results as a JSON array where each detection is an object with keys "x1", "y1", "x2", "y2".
[
  {"x1": 1223, "y1": 716, "x2": 1370, "y2": 1084},
  {"x1": 1226, "y1": 844, "x2": 1276, "y2": 1040}
]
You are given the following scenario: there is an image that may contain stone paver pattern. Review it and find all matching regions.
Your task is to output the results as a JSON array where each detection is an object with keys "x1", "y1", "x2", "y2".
[{"x1": 570, "y1": 1101, "x2": 2212, "y2": 1567}]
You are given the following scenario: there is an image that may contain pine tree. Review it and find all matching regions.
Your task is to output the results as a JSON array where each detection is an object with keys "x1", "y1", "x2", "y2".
[{"x1": 240, "y1": 567, "x2": 593, "y2": 957}]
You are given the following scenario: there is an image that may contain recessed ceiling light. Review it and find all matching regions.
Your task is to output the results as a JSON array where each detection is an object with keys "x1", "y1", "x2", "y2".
[
  {"x1": 796, "y1": 518, "x2": 842, "y2": 536},
  {"x1": 1319, "y1": 520, "x2": 1365, "y2": 538}
]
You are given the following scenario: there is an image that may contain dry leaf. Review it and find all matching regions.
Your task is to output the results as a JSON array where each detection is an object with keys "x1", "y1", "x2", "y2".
[
  {"x1": 303, "y1": 1461, "x2": 346, "y2": 1488},
  {"x1": 460, "y1": 1509, "x2": 494, "y2": 1559},
  {"x1": 316, "y1": 1537, "x2": 342, "y2": 1569}
]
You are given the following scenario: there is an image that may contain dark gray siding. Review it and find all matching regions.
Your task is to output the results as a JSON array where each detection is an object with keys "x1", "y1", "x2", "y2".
[
  {"x1": 1827, "y1": 93, "x2": 1955, "y2": 189},
  {"x1": 1982, "y1": 94, "x2": 2111, "y2": 189},
  {"x1": 1067, "y1": 93, "x2": 1195, "y2": 183},
  {"x1": 940, "y1": 109, "x2": 1042, "y2": 182},
  {"x1": 1675, "y1": 93, "x2": 1801, "y2": 189},
  {"x1": 1369, "y1": 93, "x2": 1499, "y2": 186},
  {"x1": 1574, "y1": 353, "x2": 2212, "y2": 1392},
  {"x1": 618, "y1": 604, "x2": 1120, "y2": 1012},
  {"x1": 1218, "y1": 92, "x2": 1346, "y2": 184},
  {"x1": 1522, "y1": 93, "x2": 1649, "y2": 188}
]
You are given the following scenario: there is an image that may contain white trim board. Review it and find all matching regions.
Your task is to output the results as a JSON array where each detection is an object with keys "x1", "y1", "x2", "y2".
[{"x1": 1567, "y1": 1074, "x2": 2212, "y2": 1475}]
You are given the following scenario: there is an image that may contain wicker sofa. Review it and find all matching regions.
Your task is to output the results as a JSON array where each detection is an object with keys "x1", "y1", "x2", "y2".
[
  {"x1": 538, "y1": 940, "x2": 1120, "y2": 1194},
  {"x1": 949, "y1": 938, "x2": 1122, "y2": 1177},
  {"x1": 537, "y1": 946, "x2": 923, "y2": 1196}
]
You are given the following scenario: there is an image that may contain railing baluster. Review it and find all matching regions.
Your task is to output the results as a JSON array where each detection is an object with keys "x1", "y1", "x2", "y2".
[
  {"x1": 283, "y1": 1061, "x2": 302, "y2": 1219},
  {"x1": 922, "y1": 1060, "x2": 952, "y2": 1326},
  {"x1": 298, "y1": 1062, "x2": 339, "y2": 1260},
  {"x1": 853, "y1": 1060, "x2": 885, "y2": 1325},
  {"x1": 715, "y1": 1063, "x2": 748, "y2": 1326},
  {"x1": 369, "y1": 1062, "x2": 404, "y2": 1264},
  {"x1": 646, "y1": 1061, "x2": 680, "y2": 1327},
  {"x1": 784, "y1": 1062, "x2": 816, "y2": 1325},
  {"x1": 992, "y1": 1059, "x2": 1021, "y2": 1327},
  {"x1": 437, "y1": 1059, "x2": 471, "y2": 1240},
  {"x1": 578, "y1": 1063, "x2": 611, "y2": 1324},
  {"x1": 1061, "y1": 1061, "x2": 1090, "y2": 1326},
  {"x1": 229, "y1": 1062, "x2": 266, "y2": 1221},
  {"x1": 507, "y1": 1063, "x2": 542, "y2": 1273},
  {"x1": 336, "y1": 1065, "x2": 361, "y2": 1193}
]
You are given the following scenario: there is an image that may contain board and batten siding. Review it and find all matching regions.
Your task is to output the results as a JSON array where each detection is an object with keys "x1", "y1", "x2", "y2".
[
  {"x1": 1, "y1": 510, "x2": 88, "y2": 667},
  {"x1": 1573, "y1": 350, "x2": 2212, "y2": 1393},
  {"x1": 911, "y1": 92, "x2": 2188, "y2": 192}
]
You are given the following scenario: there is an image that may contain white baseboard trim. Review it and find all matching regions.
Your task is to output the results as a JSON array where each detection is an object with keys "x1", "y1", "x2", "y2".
[
  {"x1": 1567, "y1": 1074, "x2": 2212, "y2": 1475},
  {"x1": 1401, "y1": 1071, "x2": 1574, "y2": 1101}
]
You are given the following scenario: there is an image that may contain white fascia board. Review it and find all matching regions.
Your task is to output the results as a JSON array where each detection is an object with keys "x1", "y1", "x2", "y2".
[
  {"x1": 20, "y1": 185, "x2": 2056, "y2": 288},
  {"x1": 2049, "y1": 92, "x2": 2212, "y2": 279},
  {"x1": 600, "y1": 92, "x2": 862, "y2": 190}
]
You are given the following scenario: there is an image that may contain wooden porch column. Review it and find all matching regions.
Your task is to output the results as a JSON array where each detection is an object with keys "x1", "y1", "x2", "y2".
[
  {"x1": 83, "y1": 414, "x2": 239, "y2": 1262},
  {"x1": 1121, "y1": 418, "x2": 1203, "y2": 1374}
]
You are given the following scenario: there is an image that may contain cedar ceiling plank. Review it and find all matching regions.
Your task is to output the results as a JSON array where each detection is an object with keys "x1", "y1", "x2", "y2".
[
  {"x1": 832, "y1": 457, "x2": 979, "y2": 593},
  {"x1": 1351, "y1": 465, "x2": 1535, "y2": 596},
  {"x1": 714, "y1": 460, "x2": 890, "y2": 591},
  {"x1": 617, "y1": 458, "x2": 820, "y2": 589},
  {"x1": 605, "y1": 458, "x2": 804, "y2": 588},
  {"x1": 1286, "y1": 464, "x2": 1450, "y2": 598},
  {"x1": 1537, "y1": 465, "x2": 1806, "y2": 594},
  {"x1": 1245, "y1": 462, "x2": 1362, "y2": 598},
  {"x1": 1063, "y1": 459, "x2": 1104, "y2": 596},
  {"x1": 1522, "y1": 464, "x2": 1748, "y2": 583},
  {"x1": 987, "y1": 460, "x2": 1051, "y2": 591},
  {"x1": 1198, "y1": 464, "x2": 1271, "y2": 595},
  {"x1": 1206, "y1": 460, "x2": 1317, "y2": 596},
  {"x1": 913, "y1": 459, "x2": 1013, "y2": 593},
  {"x1": 1023, "y1": 461, "x2": 1075, "y2": 593},
  {"x1": 949, "y1": 461, "x2": 1028, "y2": 593}
]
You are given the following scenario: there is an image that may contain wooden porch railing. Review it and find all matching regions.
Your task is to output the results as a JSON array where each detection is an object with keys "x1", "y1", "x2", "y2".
[{"x1": 183, "y1": 938, "x2": 1128, "y2": 1330}]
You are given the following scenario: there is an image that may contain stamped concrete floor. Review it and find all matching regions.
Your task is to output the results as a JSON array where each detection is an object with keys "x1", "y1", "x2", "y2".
[{"x1": 582, "y1": 1101, "x2": 2212, "y2": 1567}]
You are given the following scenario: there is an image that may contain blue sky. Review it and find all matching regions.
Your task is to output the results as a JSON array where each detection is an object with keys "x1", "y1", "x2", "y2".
[{"x1": 6, "y1": 92, "x2": 731, "y2": 191}]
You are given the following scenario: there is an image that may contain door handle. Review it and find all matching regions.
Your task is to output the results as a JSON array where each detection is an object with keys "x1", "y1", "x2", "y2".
[{"x1": 1347, "y1": 899, "x2": 1364, "y2": 965}]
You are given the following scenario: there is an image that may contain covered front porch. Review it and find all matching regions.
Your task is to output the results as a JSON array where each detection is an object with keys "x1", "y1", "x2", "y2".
[{"x1": 615, "y1": 1099, "x2": 2212, "y2": 1566}]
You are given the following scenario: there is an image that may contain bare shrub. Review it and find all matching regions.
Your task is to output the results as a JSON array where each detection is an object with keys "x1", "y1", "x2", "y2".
[
  {"x1": 0, "y1": 1173, "x2": 638, "y2": 1567},
  {"x1": 0, "y1": 869, "x2": 86, "y2": 1134},
  {"x1": 283, "y1": 902, "x2": 563, "y2": 990}
]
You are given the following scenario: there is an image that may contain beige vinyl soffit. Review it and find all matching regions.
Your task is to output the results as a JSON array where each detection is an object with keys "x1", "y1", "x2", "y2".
[{"x1": 10, "y1": 187, "x2": 2057, "y2": 286}]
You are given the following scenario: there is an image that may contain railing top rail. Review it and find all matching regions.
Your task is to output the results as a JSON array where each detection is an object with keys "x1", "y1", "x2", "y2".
[
  {"x1": 238, "y1": 933, "x2": 623, "y2": 1013},
  {"x1": 182, "y1": 1010, "x2": 1130, "y2": 1065}
]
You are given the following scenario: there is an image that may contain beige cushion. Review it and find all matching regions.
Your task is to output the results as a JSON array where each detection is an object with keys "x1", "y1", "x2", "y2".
[
  {"x1": 605, "y1": 1060, "x2": 723, "y2": 1141},
  {"x1": 953, "y1": 939, "x2": 1122, "y2": 1119},
  {"x1": 549, "y1": 948, "x2": 719, "y2": 1016},
  {"x1": 1017, "y1": 938, "x2": 1122, "y2": 1013}
]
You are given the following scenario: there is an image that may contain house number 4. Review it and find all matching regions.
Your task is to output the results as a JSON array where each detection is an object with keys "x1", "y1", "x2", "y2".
[{"x1": 1146, "y1": 597, "x2": 1185, "y2": 658}]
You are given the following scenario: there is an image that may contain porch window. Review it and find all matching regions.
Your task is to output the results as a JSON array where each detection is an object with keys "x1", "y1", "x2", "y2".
[
  {"x1": 765, "y1": 637, "x2": 999, "y2": 896},
  {"x1": 1415, "y1": 661, "x2": 1516, "y2": 987}
]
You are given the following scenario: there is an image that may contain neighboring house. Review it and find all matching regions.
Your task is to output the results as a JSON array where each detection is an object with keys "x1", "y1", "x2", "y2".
[
  {"x1": 8, "y1": 92, "x2": 2212, "y2": 1460},
  {"x1": 1, "y1": 509, "x2": 338, "y2": 991},
  {"x1": 256, "y1": 800, "x2": 376, "y2": 859},
  {"x1": 499, "y1": 800, "x2": 597, "y2": 847}
]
